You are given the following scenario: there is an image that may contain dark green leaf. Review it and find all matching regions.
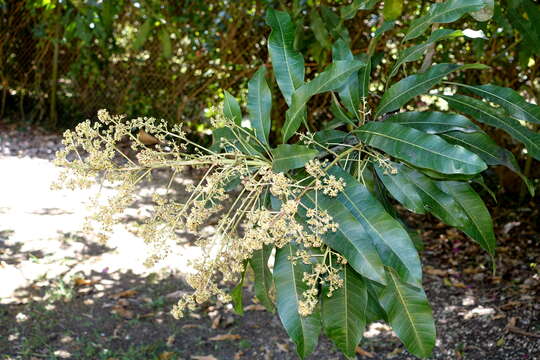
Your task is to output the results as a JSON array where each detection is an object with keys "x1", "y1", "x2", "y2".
[
  {"x1": 389, "y1": 29, "x2": 462, "y2": 78},
  {"x1": 250, "y1": 244, "x2": 274, "y2": 311},
  {"x1": 376, "y1": 63, "x2": 487, "y2": 117},
  {"x1": 133, "y1": 18, "x2": 152, "y2": 50},
  {"x1": 439, "y1": 131, "x2": 532, "y2": 192},
  {"x1": 274, "y1": 243, "x2": 321, "y2": 359},
  {"x1": 436, "y1": 181, "x2": 496, "y2": 255},
  {"x1": 340, "y1": 0, "x2": 380, "y2": 19},
  {"x1": 375, "y1": 165, "x2": 426, "y2": 214},
  {"x1": 441, "y1": 94, "x2": 540, "y2": 160},
  {"x1": 231, "y1": 261, "x2": 247, "y2": 315},
  {"x1": 283, "y1": 59, "x2": 365, "y2": 142},
  {"x1": 379, "y1": 268, "x2": 436, "y2": 358},
  {"x1": 333, "y1": 40, "x2": 362, "y2": 121},
  {"x1": 271, "y1": 144, "x2": 318, "y2": 172},
  {"x1": 248, "y1": 66, "x2": 272, "y2": 146},
  {"x1": 310, "y1": 9, "x2": 332, "y2": 49},
  {"x1": 453, "y1": 83, "x2": 540, "y2": 125},
  {"x1": 223, "y1": 90, "x2": 242, "y2": 126},
  {"x1": 386, "y1": 163, "x2": 468, "y2": 226},
  {"x1": 404, "y1": 0, "x2": 486, "y2": 41},
  {"x1": 386, "y1": 111, "x2": 480, "y2": 134},
  {"x1": 322, "y1": 265, "x2": 367, "y2": 357},
  {"x1": 355, "y1": 122, "x2": 487, "y2": 175},
  {"x1": 266, "y1": 9, "x2": 305, "y2": 105},
  {"x1": 327, "y1": 167, "x2": 422, "y2": 285},
  {"x1": 300, "y1": 192, "x2": 387, "y2": 285},
  {"x1": 159, "y1": 28, "x2": 172, "y2": 58}
]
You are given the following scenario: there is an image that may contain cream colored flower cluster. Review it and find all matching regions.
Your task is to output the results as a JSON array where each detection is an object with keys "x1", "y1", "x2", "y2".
[{"x1": 54, "y1": 110, "x2": 350, "y2": 320}]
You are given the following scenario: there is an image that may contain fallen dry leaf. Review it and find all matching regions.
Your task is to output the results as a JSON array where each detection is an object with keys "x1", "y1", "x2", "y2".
[
  {"x1": 234, "y1": 351, "x2": 243, "y2": 360},
  {"x1": 276, "y1": 343, "x2": 289, "y2": 352},
  {"x1": 74, "y1": 278, "x2": 95, "y2": 286},
  {"x1": 111, "y1": 289, "x2": 138, "y2": 299},
  {"x1": 158, "y1": 352, "x2": 175, "y2": 360},
  {"x1": 182, "y1": 324, "x2": 200, "y2": 329},
  {"x1": 166, "y1": 335, "x2": 175, "y2": 347},
  {"x1": 191, "y1": 356, "x2": 218, "y2": 360},
  {"x1": 211, "y1": 314, "x2": 221, "y2": 329},
  {"x1": 111, "y1": 305, "x2": 134, "y2": 319},
  {"x1": 209, "y1": 334, "x2": 241, "y2": 341},
  {"x1": 424, "y1": 267, "x2": 448, "y2": 277},
  {"x1": 355, "y1": 346, "x2": 374, "y2": 358},
  {"x1": 243, "y1": 304, "x2": 266, "y2": 311}
]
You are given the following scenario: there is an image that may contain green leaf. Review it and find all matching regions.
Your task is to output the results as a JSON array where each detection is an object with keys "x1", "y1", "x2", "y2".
[
  {"x1": 386, "y1": 111, "x2": 481, "y2": 134},
  {"x1": 439, "y1": 131, "x2": 534, "y2": 194},
  {"x1": 247, "y1": 66, "x2": 272, "y2": 146},
  {"x1": 266, "y1": 9, "x2": 305, "y2": 105},
  {"x1": 159, "y1": 28, "x2": 172, "y2": 58},
  {"x1": 379, "y1": 268, "x2": 436, "y2": 358},
  {"x1": 389, "y1": 29, "x2": 463, "y2": 78},
  {"x1": 300, "y1": 192, "x2": 387, "y2": 285},
  {"x1": 282, "y1": 59, "x2": 365, "y2": 142},
  {"x1": 374, "y1": 165, "x2": 426, "y2": 214},
  {"x1": 327, "y1": 167, "x2": 422, "y2": 285},
  {"x1": 340, "y1": 0, "x2": 380, "y2": 19},
  {"x1": 210, "y1": 127, "x2": 263, "y2": 157},
  {"x1": 359, "y1": 55, "x2": 371, "y2": 99},
  {"x1": 271, "y1": 144, "x2": 318, "y2": 172},
  {"x1": 365, "y1": 281, "x2": 387, "y2": 323},
  {"x1": 384, "y1": 163, "x2": 468, "y2": 227},
  {"x1": 333, "y1": 40, "x2": 362, "y2": 121},
  {"x1": 436, "y1": 181, "x2": 496, "y2": 255},
  {"x1": 452, "y1": 83, "x2": 540, "y2": 125},
  {"x1": 223, "y1": 90, "x2": 242, "y2": 126},
  {"x1": 231, "y1": 261, "x2": 247, "y2": 315},
  {"x1": 376, "y1": 63, "x2": 487, "y2": 118},
  {"x1": 133, "y1": 18, "x2": 152, "y2": 50},
  {"x1": 330, "y1": 93, "x2": 356, "y2": 127},
  {"x1": 404, "y1": 0, "x2": 487, "y2": 41},
  {"x1": 441, "y1": 94, "x2": 540, "y2": 160},
  {"x1": 274, "y1": 243, "x2": 321, "y2": 359},
  {"x1": 322, "y1": 265, "x2": 367, "y2": 357},
  {"x1": 310, "y1": 9, "x2": 332, "y2": 49},
  {"x1": 355, "y1": 122, "x2": 487, "y2": 175},
  {"x1": 250, "y1": 244, "x2": 274, "y2": 311},
  {"x1": 383, "y1": 0, "x2": 403, "y2": 20}
]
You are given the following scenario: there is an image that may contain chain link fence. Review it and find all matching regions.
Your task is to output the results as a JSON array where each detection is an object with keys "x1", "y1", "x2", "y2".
[{"x1": 0, "y1": 1, "x2": 266, "y2": 127}]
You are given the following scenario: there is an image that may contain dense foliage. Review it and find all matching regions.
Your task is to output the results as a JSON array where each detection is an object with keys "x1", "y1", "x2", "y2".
[{"x1": 54, "y1": 1, "x2": 540, "y2": 358}]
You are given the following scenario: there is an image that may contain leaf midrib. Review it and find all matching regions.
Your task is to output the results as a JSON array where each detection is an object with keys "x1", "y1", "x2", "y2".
[
  {"x1": 357, "y1": 126, "x2": 482, "y2": 167},
  {"x1": 388, "y1": 270, "x2": 428, "y2": 355}
]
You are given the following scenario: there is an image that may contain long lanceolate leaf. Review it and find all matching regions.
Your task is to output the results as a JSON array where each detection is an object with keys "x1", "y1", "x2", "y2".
[
  {"x1": 223, "y1": 90, "x2": 242, "y2": 125},
  {"x1": 441, "y1": 94, "x2": 540, "y2": 160},
  {"x1": 440, "y1": 131, "x2": 534, "y2": 193},
  {"x1": 250, "y1": 244, "x2": 274, "y2": 311},
  {"x1": 322, "y1": 265, "x2": 367, "y2": 357},
  {"x1": 377, "y1": 163, "x2": 468, "y2": 227},
  {"x1": 301, "y1": 192, "x2": 387, "y2": 285},
  {"x1": 266, "y1": 9, "x2": 305, "y2": 106},
  {"x1": 247, "y1": 66, "x2": 272, "y2": 146},
  {"x1": 274, "y1": 243, "x2": 321, "y2": 359},
  {"x1": 271, "y1": 144, "x2": 318, "y2": 172},
  {"x1": 375, "y1": 63, "x2": 487, "y2": 118},
  {"x1": 403, "y1": 0, "x2": 487, "y2": 41},
  {"x1": 328, "y1": 167, "x2": 422, "y2": 286},
  {"x1": 379, "y1": 268, "x2": 436, "y2": 358},
  {"x1": 355, "y1": 122, "x2": 487, "y2": 175},
  {"x1": 437, "y1": 181, "x2": 496, "y2": 256},
  {"x1": 389, "y1": 29, "x2": 462, "y2": 78},
  {"x1": 283, "y1": 59, "x2": 365, "y2": 142},
  {"x1": 386, "y1": 111, "x2": 481, "y2": 134},
  {"x1": 451, "y1": 83, "x2": 540, "y2": 125},
  {"x1": 333, "y1": 40, "x2": 361, "y2": 121}
]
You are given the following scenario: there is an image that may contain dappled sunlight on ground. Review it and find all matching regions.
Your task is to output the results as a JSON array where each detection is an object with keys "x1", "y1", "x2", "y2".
[{"x1": 0, "y1": 153, "x2": 201, "y2": 304}]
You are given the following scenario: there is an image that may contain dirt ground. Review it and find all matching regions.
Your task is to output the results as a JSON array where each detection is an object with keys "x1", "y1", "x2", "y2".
[{"x1": 0, "y1": 123, "x2": 539, "y2": 360}]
